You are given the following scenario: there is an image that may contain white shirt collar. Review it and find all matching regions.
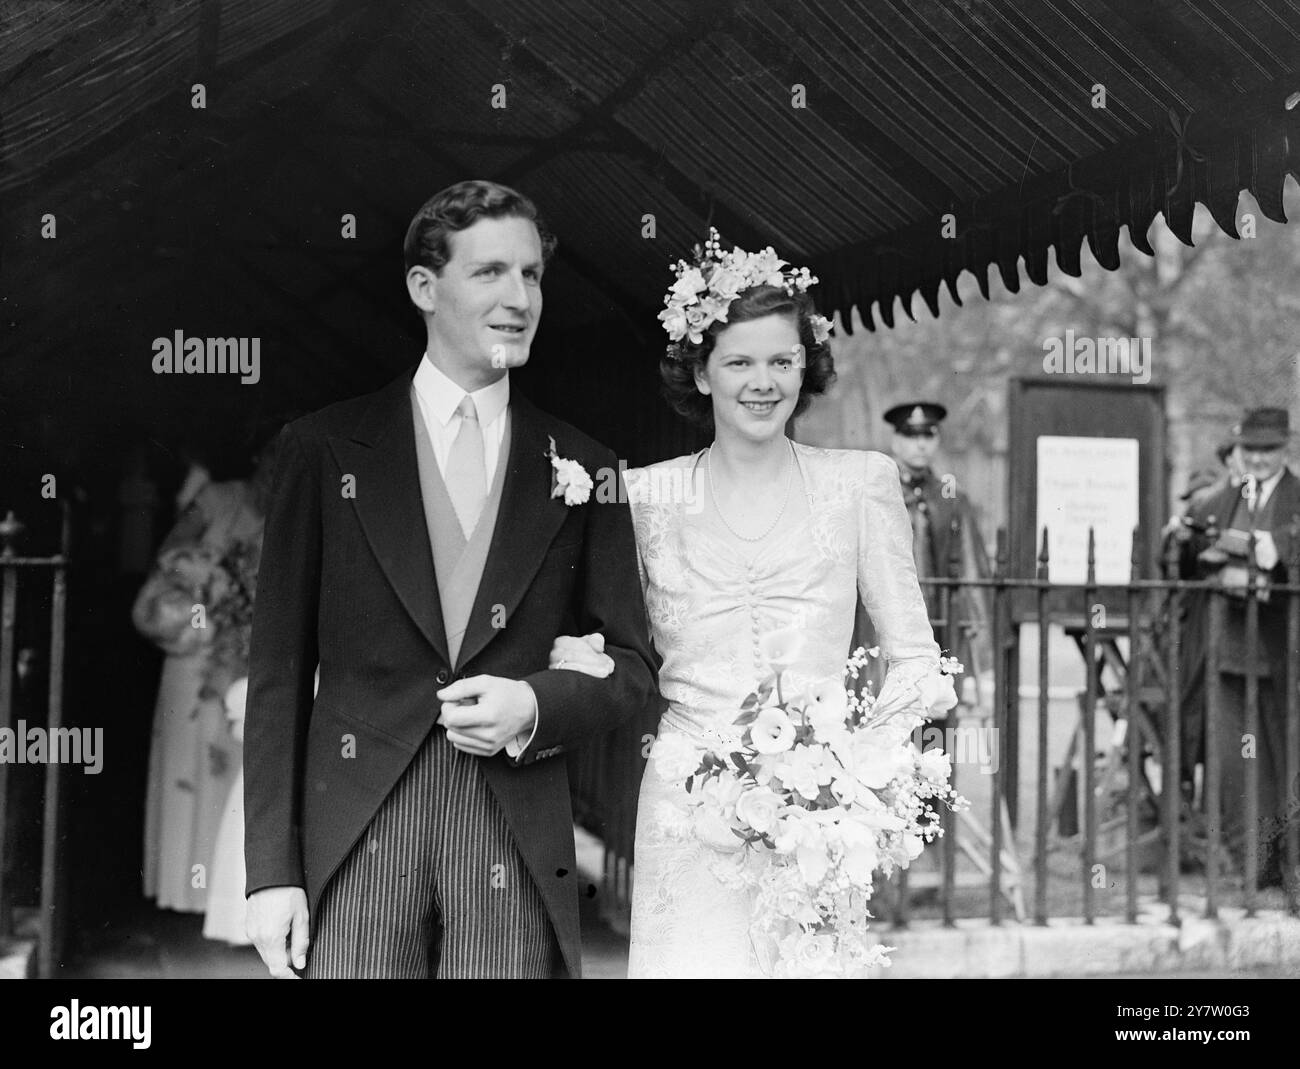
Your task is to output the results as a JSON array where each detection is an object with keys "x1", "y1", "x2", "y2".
[
  {"x1": 413, "y1": 356, "x2": 510, "y2": 428},
  {"x1": 1252, "y1": 467, "x2": 1284, "y2": 505}
]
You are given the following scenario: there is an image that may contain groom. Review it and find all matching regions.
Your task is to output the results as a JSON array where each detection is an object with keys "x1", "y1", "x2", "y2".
[{"x1": 243, "y1": 180, "x2": 656, "y2": 978}]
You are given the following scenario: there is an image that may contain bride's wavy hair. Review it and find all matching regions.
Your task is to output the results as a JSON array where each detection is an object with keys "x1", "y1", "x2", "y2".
[{"x1": 660, "y1": 285, "x2": 836, "y2": 431}]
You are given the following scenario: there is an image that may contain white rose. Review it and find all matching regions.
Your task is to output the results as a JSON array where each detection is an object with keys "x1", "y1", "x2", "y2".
[
  {"x1": 794, "y1": 931, "x2": 836, "y2": 972},
  {"x1": 649, "y1": 733, "x2": 703, "y2": 783},
  {"x1": 698, "y1": 294, "x2": 728, "y2": 321},
  {"x1": 917, "y1": 748, "x2": 952, "y2": 784},
  {"x1": 672, "y1": 267, "x2": 707, "y2": 299},
  {"x1": 709, "y1": 267, "x2": 744, "y2": 301},
  {"x1": 734, "y1": 785, "x2": 782, "y2": 834},
  {"x1": 659, "y1": 305, "x2": 688, "y2": 338}
]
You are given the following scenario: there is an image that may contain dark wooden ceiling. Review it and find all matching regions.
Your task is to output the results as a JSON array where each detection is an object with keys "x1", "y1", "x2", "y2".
[{"x1": 3, "y1": 0, "x2": 1299, "y2": 460}]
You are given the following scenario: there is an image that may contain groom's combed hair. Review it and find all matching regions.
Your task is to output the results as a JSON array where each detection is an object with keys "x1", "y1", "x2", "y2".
[
  {"x1": 660, "y1": 285, "x2": 837, "y2": 431},
  {"x1": 403, "y1": 180, "x2": 558, "y2": 273}
]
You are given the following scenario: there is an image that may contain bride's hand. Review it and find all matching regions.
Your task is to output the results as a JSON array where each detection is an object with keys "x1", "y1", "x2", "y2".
[{"x1": 548, "y1": 633, "x2": 614, "y2": 678}]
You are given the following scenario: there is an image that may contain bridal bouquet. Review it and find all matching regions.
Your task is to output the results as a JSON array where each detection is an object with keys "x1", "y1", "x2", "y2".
[
  {"x1": 200, "y1": 536, "x2": 262, "y2": 701},
  {"x1": 651, "y1": 631, "x2": 966, "y2": 978},
  {"x1": 134, "y1": 544, "x2": 226, "y2": 655}
]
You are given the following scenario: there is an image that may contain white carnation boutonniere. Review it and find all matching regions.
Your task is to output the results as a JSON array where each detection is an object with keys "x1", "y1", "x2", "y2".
[{"x1": 545, "y1": 435, "x2": 593, "y2": 506}]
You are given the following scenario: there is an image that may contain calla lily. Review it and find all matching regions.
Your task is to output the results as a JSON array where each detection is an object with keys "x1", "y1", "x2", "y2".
[
  {"x1": 805, "y1": 678, "x2": 849, "y2": 735},
  {"x1": 758, "y1": 628, "x2": 807, "y2": 673},
  {"x1": 750, "y1": 707, "x2": 796, "y2": 754}
]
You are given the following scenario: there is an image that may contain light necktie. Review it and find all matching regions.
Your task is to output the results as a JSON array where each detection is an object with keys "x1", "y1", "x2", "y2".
[{"x1": 446, "y1": 395, "x2": 487, "y2": 538}]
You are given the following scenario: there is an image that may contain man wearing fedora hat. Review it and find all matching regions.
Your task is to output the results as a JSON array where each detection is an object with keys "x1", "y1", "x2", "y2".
[
  {"x1": 1176, "y1": 406, "x2": 1299, "y2": 884},
  {"x1": 1163, "y1": 427, "x2": 1255, "y2": 799}
]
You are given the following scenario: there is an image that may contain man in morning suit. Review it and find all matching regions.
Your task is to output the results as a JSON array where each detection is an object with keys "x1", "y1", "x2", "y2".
[{"x1": 242, "y1": 180, "x2": 657, "y2": 977}]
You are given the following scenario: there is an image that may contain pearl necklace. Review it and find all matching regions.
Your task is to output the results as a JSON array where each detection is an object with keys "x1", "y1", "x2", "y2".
[{"x1": 706, "y1": 441, "x2": 795, "y2": 543}]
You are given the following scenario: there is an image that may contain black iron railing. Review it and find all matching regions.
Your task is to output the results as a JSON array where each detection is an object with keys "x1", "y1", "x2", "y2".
[
  {"x1": 912, "y1": 516, "x2": 1300, "y2": 928},
  {"x1": 0, "y1": 507, "x2": 70, "y2": 977},
  {"x1": 573, "y1": 515, "x2": 1300, "y2": 931}
]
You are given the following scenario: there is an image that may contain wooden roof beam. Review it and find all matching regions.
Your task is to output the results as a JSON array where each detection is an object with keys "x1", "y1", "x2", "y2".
[{"x1": 444, "y1": 0, "x2": 773, "y2": 252}]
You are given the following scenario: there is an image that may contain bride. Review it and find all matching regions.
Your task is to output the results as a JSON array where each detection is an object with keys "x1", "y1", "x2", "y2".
[{"x1": 552, "y1": 231, "x2": 940, "y2": 978}]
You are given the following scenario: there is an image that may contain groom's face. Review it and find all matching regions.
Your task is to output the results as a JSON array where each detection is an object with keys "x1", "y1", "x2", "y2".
[{"x1": 417, "y1": 215, "x2": 544, "y2": 383}]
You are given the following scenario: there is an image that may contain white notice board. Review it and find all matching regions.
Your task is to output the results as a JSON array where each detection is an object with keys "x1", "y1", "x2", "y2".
[{"x1": 1036, "y1": 436, "x2": 1139, "y2": 585}]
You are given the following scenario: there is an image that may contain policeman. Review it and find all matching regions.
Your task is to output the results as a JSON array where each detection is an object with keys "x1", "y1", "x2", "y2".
[{"x1": 883, "y1": 402, "x2": 991, "y2": 684}]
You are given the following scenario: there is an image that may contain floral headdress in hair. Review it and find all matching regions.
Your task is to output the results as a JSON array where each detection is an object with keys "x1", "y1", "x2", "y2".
[{"x1": 659, "y1": 228, "x2": 833, "y2": 356}]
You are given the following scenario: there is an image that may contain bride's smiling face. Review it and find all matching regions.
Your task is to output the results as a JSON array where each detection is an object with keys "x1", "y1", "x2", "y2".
[{"x1": 695, "y1": 314, "x2": 804, "y2": 443}]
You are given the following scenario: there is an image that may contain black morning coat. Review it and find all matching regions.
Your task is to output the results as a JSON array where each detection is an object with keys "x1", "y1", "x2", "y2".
[{"x1": 243, "y1": 366, "x2": 659, "y2": 978}]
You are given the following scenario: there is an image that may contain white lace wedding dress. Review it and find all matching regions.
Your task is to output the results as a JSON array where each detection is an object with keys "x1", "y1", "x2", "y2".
[{"x1": 624, "y1": 445, "x2": 940, "y2": 978}]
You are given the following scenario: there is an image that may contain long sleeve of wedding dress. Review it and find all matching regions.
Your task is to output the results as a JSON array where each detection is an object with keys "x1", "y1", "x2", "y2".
[
  {"x1": 625, "y1": 446, "x2": 940, "y2": 978},
  {"x1": 858, "y1": 452, "x2": 945, "y2": 713}
]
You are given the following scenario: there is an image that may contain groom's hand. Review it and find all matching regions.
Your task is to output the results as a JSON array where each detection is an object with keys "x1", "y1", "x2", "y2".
[
  {"x1": 436, "y1": 675, "x2": 536, "y2": 757},
  {"x1": 247, "y1": 886, "x2": 310, "y2": 979}
]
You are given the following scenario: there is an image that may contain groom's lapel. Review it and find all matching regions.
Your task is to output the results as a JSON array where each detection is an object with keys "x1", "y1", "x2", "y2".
[
  {"x1": 456, "y1": 392, "x2": 570, "y2": 670},
  {"x1": 326, "y1": 368, "x2": 451, "y2": 664}
]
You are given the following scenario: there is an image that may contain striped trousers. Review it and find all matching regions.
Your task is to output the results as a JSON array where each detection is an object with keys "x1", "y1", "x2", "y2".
[{"x1": 305, "y1": 725, "x2": 559, "y2": 978}]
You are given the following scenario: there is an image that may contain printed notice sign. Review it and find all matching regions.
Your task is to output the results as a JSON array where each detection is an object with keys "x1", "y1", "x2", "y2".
[{"x1": 1036, "y1": 436, "x2": 1139, "y2": 585}]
